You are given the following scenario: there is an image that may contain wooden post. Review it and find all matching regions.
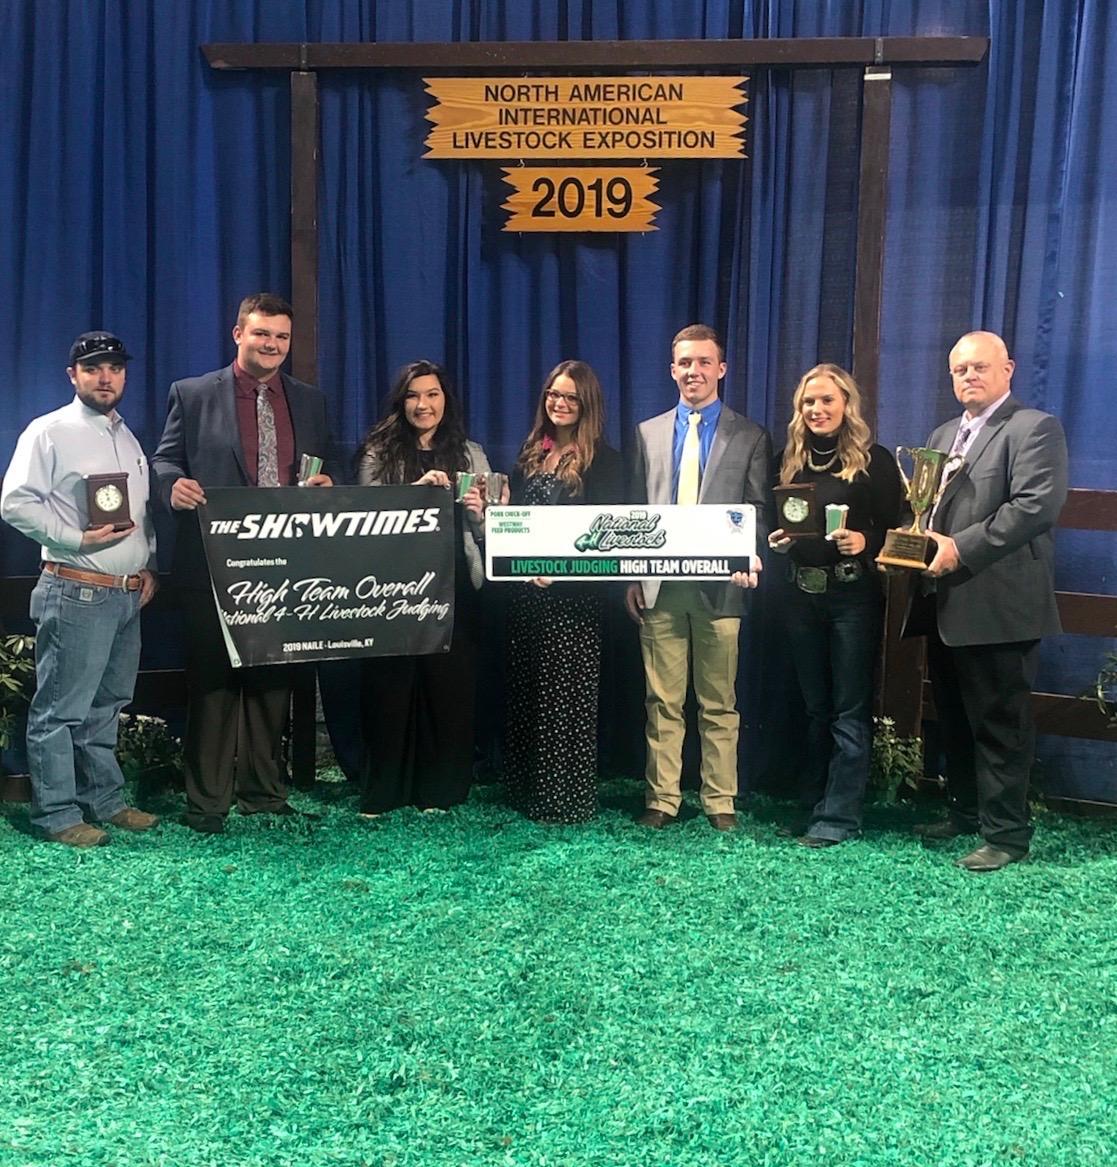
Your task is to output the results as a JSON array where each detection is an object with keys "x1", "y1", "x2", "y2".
[
  {"x1": 290, "y1": 66, "x2": 318, "y2": 386},
  {"x1": 851, "y1": 63, "x2": 892, "y2": 429}
]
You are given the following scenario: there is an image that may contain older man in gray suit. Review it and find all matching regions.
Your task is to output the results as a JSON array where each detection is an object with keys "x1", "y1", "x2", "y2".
[
  {"x1": 911, "y1": 330, "x2": 1068, "y2": 871},
  {"x1": 625, "y1": 324, "x2": 772, "y2": 831}
]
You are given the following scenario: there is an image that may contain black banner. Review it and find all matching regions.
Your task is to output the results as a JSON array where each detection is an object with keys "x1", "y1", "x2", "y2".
[{"x1": 198, "y1": 485, "x2": 455, "y2": 667}]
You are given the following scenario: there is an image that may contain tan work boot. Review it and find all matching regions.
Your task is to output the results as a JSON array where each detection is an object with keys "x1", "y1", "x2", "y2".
[
  {"x1": 106, "y1": 807, "x2": 160, "y2": 831},
  {"x1": 47, "y1": 823, "x2": 109, "y2": 848}
]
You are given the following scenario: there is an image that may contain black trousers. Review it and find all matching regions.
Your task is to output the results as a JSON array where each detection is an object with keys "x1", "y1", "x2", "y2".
[
  {"x1": 359, "y1": 614, "x2": 477, "y2": 814},
  {"x1": 180, "y1": 590, "x2": 293, "y2": 820},
  {"x1": 925, "y1": 627, "x2": 1039, "y2": 855}
]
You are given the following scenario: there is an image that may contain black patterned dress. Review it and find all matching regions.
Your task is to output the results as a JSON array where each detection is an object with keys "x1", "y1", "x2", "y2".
[{"x1": 503, "y1": 472, "x2": 602, "y2": 823}]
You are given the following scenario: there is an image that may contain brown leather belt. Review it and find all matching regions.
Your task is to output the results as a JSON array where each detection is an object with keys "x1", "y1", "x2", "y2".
[{"x1": 43, "y1": 562, "x2": 142, "y2": 591}]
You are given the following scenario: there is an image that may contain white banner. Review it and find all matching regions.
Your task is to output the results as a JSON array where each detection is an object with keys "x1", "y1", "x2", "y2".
[{"x1": 485, "y1": 504, "x2": 756, "y2": 581}]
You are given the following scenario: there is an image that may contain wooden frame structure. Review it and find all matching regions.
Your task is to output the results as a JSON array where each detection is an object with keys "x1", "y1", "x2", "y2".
[
  {"x1": 202, "y1": 35, "x2": 988, "y2": 415},
  {"x1": 200, "y1": 35, "x2": 993, "y2": 786}
]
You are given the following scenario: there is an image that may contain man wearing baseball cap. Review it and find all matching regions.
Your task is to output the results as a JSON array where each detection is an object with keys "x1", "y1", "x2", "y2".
[{"x1": 1, "y1": 331, "x2": 160, "y2": 847}]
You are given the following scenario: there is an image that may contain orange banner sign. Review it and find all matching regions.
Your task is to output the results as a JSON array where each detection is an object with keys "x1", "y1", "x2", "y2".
[
  {"x1": 501, "y1": 168, "x2": 660, "y2": 232},
  {"x1": 426, "y1": 77, "x2": 746, "y2": 159}
]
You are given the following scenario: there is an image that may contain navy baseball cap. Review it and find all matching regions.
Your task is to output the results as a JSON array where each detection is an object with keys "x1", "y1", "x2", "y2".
[{"x1": 68, "y1": 331, "x2": 134, "y2": 365}]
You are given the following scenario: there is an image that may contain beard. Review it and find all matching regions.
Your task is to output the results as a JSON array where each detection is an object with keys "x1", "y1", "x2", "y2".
[{"x1": 77, "y1": 388, "x2": 121, "y2": 415}]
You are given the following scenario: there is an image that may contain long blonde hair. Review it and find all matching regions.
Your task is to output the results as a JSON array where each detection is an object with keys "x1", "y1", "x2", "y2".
[
  {"x1": 516, "y1": 360, "x2": 606, "y2": 495},
  {"x1": 779, "y1": 363, "x2": 872, "y2": 485}
]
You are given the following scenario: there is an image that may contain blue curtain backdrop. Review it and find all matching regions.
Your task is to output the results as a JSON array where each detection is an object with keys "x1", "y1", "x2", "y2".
[{"x1": 1, "y1": 0, "x2": 1112, "y2": 797}]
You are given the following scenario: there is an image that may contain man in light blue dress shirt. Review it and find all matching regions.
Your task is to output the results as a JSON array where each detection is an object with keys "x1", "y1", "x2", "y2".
[{"x1": 1, "y1": 332, "x2": 160, "y2": 847}]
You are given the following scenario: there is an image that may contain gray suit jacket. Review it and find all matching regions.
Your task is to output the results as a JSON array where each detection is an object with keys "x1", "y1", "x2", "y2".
[
  {"x1": 357, "y1": 439, "x2": 490, "y2": 591},
  {"x1": 632, "y1": 403, "x2": 772, "y2": 615},
  {"x1": 923, "y1": 394, "x2": 1068, "y2": 646}
]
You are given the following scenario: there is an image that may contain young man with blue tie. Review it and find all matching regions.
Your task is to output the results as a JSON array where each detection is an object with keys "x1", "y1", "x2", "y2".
[{"x1": 625, "y1": 324, "x2": 772, "y2": 831}]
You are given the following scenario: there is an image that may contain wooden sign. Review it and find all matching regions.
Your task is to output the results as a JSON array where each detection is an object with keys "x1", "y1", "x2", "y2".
[
  {"x1": 502, "y1": 168, "x2": 659, "y2": 232},
  {"x1": 426, "y1": 77, "x2": 746, "y2": 159}
]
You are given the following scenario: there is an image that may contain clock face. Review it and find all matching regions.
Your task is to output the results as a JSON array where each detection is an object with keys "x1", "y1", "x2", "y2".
[
  {"x1": 782, "y1": 495, "x2": 809, "y2": 524},
  {"x1": 95, "y1": 484, "x2": 124, "y2": 513}
]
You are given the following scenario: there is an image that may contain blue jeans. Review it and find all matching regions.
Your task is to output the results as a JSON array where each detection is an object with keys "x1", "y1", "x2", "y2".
[
  {"x1": 784, "y1": 574, "x2": 883, "y2": 841},
  {"x1": 26, "y1": 572, "x2": 141, "y2": 834}
]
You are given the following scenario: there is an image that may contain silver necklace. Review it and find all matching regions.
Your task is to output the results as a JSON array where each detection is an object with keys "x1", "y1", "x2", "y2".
[{"x1": 806, "y1": 445, "x2": 839, "y2": 473}]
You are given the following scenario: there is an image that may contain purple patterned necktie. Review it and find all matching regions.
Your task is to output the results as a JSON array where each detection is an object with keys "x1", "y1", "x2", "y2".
[{"x1": 256, "y1": 383, "x2": 279, "y2": 487}]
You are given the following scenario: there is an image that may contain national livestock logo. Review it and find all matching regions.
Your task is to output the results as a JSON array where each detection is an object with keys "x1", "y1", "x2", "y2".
[{"x1": 573, "y1": 510, "x2": 668, "y2": 552}]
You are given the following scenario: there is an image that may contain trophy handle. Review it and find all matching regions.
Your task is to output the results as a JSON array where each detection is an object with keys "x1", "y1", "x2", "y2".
[
  {"x1": 932, "y1": 455, "x2": 966, "y2": 508},
  {"x1": 894, "y1": 446, "x2": 914, "y2": 495}
]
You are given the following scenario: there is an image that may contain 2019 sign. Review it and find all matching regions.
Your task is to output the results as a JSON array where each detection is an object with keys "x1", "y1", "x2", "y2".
[{"x1": 502, "y1": 168, "x2": 659, "y2": 232}]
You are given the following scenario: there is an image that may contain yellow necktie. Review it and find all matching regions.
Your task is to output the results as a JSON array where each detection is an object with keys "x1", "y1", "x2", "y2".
[{"x1": 677, "y1": 411, "x2": 701, "y2": 505}]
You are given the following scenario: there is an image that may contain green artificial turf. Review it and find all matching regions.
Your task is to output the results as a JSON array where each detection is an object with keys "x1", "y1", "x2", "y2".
[{"x1": 1, "y1": 776, "x2": 1115, "y2": 1167}]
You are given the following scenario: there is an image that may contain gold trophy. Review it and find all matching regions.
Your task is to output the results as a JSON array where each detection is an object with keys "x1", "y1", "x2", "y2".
[{"x1": 876, "y1": 447, "x2": 964, "y2": 570}]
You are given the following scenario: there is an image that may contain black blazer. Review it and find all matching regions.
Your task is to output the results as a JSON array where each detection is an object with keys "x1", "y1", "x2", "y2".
[
  {"x1": 151, "y1": 364, "x2": 332, "y2": 589},
  {"x1": 509, "y1": 442, "x2": 624, "y2": 506}
]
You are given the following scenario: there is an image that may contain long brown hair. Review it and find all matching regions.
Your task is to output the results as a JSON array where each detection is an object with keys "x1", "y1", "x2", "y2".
[
  {"x1": 516, "y1": 360, "x2": 606, "y2": 495},
  {"x1": 779, "y1": 363, "x2": 872, "y2": 485}
]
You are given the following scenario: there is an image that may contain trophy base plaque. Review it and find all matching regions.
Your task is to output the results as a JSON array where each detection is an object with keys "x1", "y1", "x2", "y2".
[{"x1": 876, "y1": 528, "x2": 935, "y2": 570}]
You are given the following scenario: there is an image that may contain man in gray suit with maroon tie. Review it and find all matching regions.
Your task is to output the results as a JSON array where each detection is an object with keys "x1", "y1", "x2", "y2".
[
  {"x1": 910, "y1": 330, "x2": 1068, "y2": 871},
  {"x1": 152, "y1": 293, "x2": 333, "y2": 834},
  {"x1": 625, "y1": 324, "x2": 772, "y2": 832}
]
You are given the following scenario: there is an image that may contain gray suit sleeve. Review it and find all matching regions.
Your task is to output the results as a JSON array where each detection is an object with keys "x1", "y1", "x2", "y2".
[
  {"x1": 953, "y1": 413, "x2": 1068, "y2": 575},
  {"x1": 743, "y1": 427, "x2": 773, "y2": 547},
  {"x1": 629, "y1": 426, "x2": 650, "y2": 504},
  {"x1": 151, "y1": 382, "x2": 189, "y2": 510}
]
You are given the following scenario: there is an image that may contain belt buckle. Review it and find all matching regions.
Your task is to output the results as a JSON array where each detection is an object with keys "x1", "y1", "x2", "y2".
[
  {"x1": 833, "y1": 560, "x2": 864, "y2": 584},
  {"x1": 796, "y1": 566, "x2": 828, "y2": 594}
]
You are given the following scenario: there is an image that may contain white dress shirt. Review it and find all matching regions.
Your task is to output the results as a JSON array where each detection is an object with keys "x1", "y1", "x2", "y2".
[
  {"x1": 1, "y1": 397, "x2": 156, "y2": 575},
  {"x1": 953, "y1": 389, "x2": 1012, "y2": 448}
]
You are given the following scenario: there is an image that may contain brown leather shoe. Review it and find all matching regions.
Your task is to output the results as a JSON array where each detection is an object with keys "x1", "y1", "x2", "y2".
[
  {"x1": 706, "y1": 813, "x2": 738, "y2": 832},
  {"x1": 636, "y1": 809, "x2": 676, "y2": 829},
  {"x1": 914, "y1": 818, "x2": 973, "y2": 841},
  {"x1": 956, "y1": 844, "x2": 1027, "y2": 872},
  {"x1": 47, "y1": 823, "x2": 109, "y2": 848},
  {"x1": 106, "y1": 807, "x2": 160, "y2": 831}
]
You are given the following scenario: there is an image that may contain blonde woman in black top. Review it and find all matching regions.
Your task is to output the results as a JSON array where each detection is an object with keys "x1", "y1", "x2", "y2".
[{"x1": 769, "y1": 363, "x2": 902, "y2": 846}]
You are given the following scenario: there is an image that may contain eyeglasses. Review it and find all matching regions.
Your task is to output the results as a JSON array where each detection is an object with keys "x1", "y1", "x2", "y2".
[{"x1": 545, "y1": 390, "x2": 581, "y2": 406}]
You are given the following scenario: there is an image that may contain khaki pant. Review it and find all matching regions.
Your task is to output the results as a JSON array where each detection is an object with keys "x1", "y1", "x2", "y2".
[{"x1": 639, "y1": 582, "x2": 740, "y2": 815}]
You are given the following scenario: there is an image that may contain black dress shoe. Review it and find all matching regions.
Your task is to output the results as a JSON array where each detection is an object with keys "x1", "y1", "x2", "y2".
[
  {"x1": 181, "y1": 814, "x2": 225, "y2": 835},
  {"x1": 914, "y1": 818, "x2": 975, "y2": 841},
  {"x1": 956, "y1": 844, "x2": 1027, "y2": 872},
  {"x1": 241, "y1": 803, "x2": 321, "y2": 820},
  {"x1": 795, "y1": 835, "x2": 840, "y2": 849},
  {"x1": 776, "y1": 822, "x2": 809, "y2": 839}
]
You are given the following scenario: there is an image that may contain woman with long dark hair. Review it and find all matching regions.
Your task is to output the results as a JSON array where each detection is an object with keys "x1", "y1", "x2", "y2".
[
  {"x1": 503, "y1": 360, "x2": 624, "y2": 823},
  {"x1": 769, "y1": 363, "x2": 902, "y2": 846},
  {"x1": 355, "y1": 360, "x2": 491, "y2": 813}
]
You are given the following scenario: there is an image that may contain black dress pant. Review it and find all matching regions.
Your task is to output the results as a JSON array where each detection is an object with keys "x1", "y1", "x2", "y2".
[
  {"x1": 359, "y1": 615, "x2": 477, "y2": 814},
  {"x1": 180, "y1": 589, "x2": 293, "y2": 820},
  {"x1": 925, "y1": 627, "x2": 1039, "y2": 855}
]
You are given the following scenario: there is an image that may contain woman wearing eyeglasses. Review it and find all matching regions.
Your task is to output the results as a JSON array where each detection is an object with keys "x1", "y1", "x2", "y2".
[
  {"x1": 355, "y1": 359, "x2": 492, "y2": 815},
  {"x1": 503, "y1": 361, "x2": 624, "y2": 823},
  {"x1": 769, "y1": 363, "x2": 902, "y2": 847}
]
